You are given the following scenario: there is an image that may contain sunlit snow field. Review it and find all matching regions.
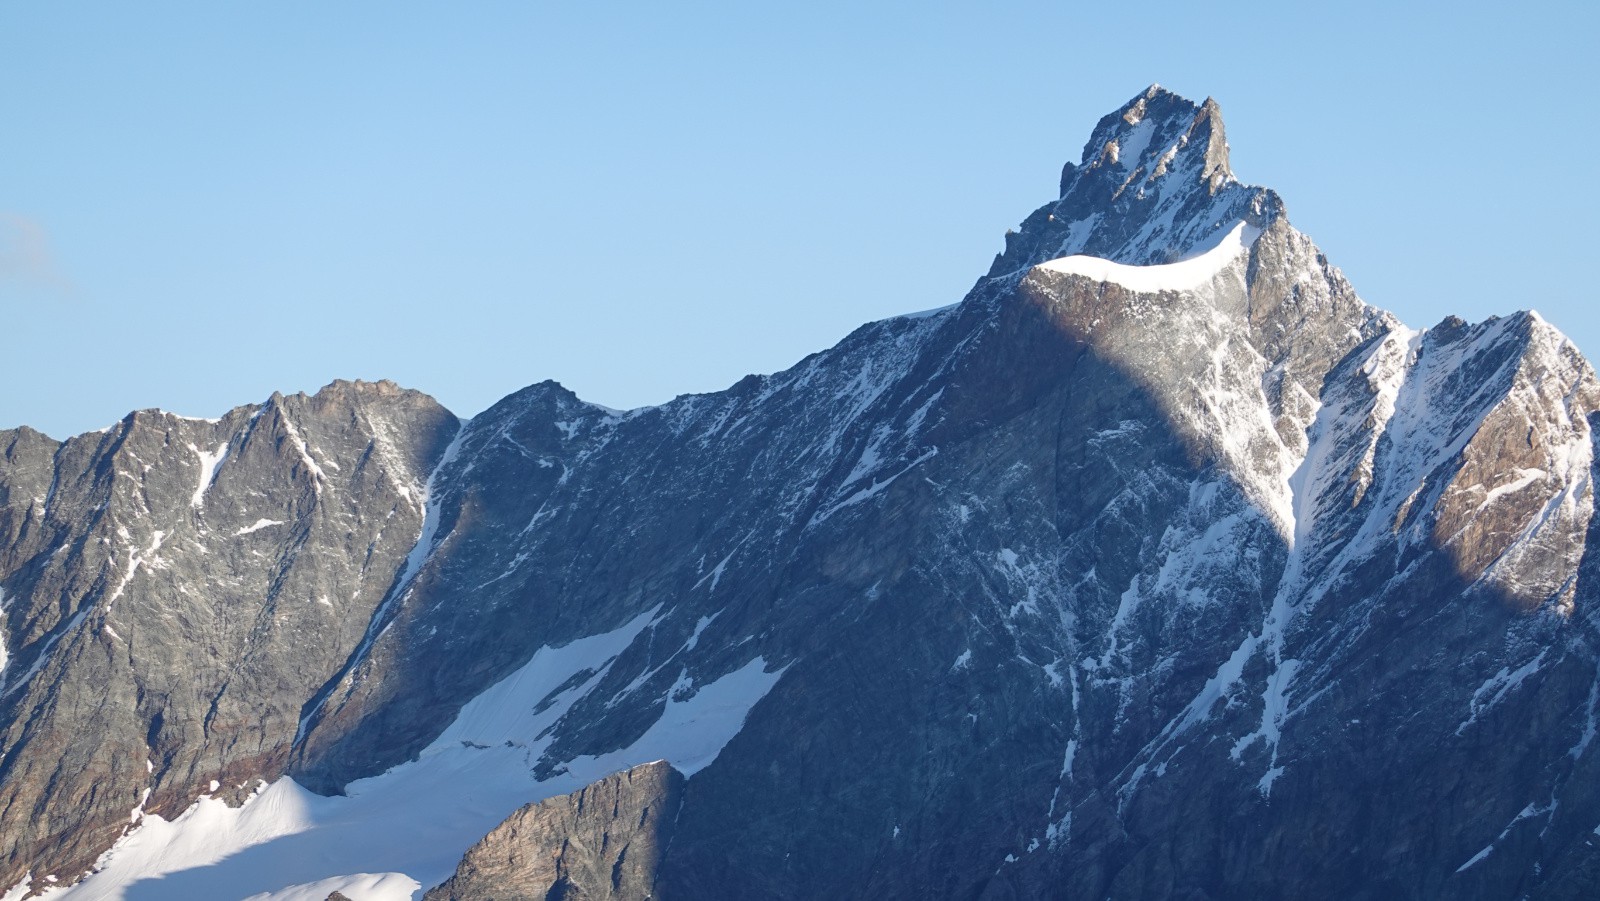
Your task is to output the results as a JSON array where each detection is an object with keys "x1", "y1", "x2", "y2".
[{"x1": 15, "y1": 608, "x2": 784, "y2": 901}]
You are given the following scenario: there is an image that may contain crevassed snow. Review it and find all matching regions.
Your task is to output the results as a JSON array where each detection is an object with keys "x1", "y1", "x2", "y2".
[
  {"x1": 47, "y1": 607, "x2": 788, "y2": 901},
  {"x1": 1034, "y1": 220, "x2": 1260, "y2": 293}
]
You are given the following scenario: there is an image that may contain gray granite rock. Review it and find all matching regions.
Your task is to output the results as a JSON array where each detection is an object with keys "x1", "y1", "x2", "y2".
[
  {"x1": 0, "y1": 380, "x2": 458, "y2": 889},
  {"x1": 424, "y1": 761, "x2": 682, "y2": 901}
]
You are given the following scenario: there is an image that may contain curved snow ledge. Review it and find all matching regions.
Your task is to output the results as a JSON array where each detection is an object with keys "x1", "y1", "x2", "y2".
[{"x1": 1033, "y1": 220, "x2": 1260, "y2": 293}]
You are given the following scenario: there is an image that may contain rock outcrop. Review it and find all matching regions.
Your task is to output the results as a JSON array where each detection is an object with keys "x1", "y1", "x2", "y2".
[
  {"x1": 0, "y1": 381, "x2": 457, "y2": 888},
  {"x1": 424, "y1": 761, "x2": 682, "y2": 901}
]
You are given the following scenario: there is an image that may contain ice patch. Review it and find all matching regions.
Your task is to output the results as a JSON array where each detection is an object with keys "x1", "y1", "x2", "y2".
[
  {"x1": 108, "y1": 532, "x2": 167, "y2": 606},
  {"x1": 1456, "y1": 844, "x2": 1494, "y2": 874},
  {"x1": 1479, "y1": 468, "x2": 1547, "y2": 508},
  {"x1": 810, "y1": 447, "x2": 939, "y2": 525},
  {"x1": 683, "y1": 613, "x2": 719, "y2": 653},
  {"x1": 694, "y1": 549, "x2": 737, "y2": 593},
  {"x1": 1455, "y1": 802, "x2": 1554, "y2": 873},
  {"x1": 188, "y1": 443, "x2": 229, "y2": 508},
  {"x1": 3, "y1": 530, "x2": 164, "y2": 698},
  {"x1": 278, "y1": 417, "x2": 326, "y2": 488},
  {"x1": 1115, "y1": 118, "x2": 1157, "y2": 173},
  {"x1": 1034, "y1": 221, "x2": 1260, "y2": 294},
  {"x1": 1457, "y1": 651, "x2": 1548, "y2": 736}
]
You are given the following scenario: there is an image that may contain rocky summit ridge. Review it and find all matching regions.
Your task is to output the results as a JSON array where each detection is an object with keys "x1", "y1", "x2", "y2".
[{"x1": 2, "y1": 86, "x2": 1600, "y2": 900}]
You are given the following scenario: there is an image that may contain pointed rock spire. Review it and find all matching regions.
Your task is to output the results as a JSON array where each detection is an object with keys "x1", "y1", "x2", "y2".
[
  {"x1": 1068, "y1": 85, "x2": 1235, "y2": 196},
  {"x1": 984, "y1": 85, "x2": 1276, "y2": 281}
]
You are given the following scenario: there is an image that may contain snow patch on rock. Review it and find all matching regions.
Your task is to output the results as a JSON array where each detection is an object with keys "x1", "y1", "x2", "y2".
[
  {"x1": 187, "y1": 443, "x2": 229, "y2": 509},
  {"x1": 1034, "y1": 220, "x2": 1259, "y2": 294}
]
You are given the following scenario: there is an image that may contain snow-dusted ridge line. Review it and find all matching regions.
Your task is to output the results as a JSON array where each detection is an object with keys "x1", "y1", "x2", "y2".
[{"x1": 1034, "y1": 220, "x2": 1261, "y2": 293}]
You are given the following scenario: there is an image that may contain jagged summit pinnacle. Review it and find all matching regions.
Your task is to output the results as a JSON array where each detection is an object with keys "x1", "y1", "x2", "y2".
[
  {"x1": 1071, "y1": 84, "x2": 1232, "y2": 191},
  {"x1": 983, "y1": 85, "x2": 1278, "y2": 280}
]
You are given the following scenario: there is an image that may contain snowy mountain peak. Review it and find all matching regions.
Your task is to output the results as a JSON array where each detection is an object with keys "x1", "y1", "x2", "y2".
[
  {"x1": 1072, "y1": 85, "x2": 1233, "y2": 193},
  {"x1": 10, "y1": 86, "x2": 1600, "y2": 901},
  {"x1": 985, "y1": 87, "x2": 1277, "y2": 281}
]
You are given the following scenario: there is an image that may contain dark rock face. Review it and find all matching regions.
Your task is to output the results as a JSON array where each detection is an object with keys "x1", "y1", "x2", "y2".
[
  {"x1": 424, "y1": 761, "x2": 683, "y2": 901},
  {"x1": 5, "y1": 86, "x2": 1600, "y2": 900},
  {"x1": 0, "y1": 381, "x2": 458, "y2": 888}
]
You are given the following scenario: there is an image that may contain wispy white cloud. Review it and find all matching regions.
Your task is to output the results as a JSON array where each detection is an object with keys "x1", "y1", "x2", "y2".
[{"x1": 0, "y1": 213, "x2": 76, "y2": 298}]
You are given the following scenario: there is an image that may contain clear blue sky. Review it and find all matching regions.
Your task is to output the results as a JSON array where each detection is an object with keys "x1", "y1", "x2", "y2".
[{"x1": 2, "y1": 2, "x2": 1594, "y2": 438}]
